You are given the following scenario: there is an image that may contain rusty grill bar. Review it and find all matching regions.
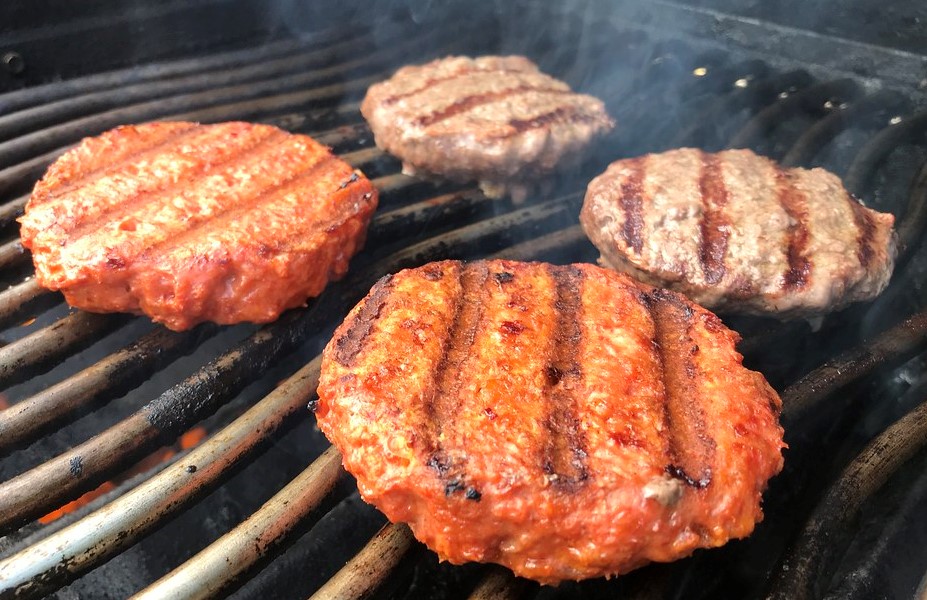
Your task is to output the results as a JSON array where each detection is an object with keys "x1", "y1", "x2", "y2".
[{"x1": 2, "y1": 4, "x2": 927, "y2": 599}]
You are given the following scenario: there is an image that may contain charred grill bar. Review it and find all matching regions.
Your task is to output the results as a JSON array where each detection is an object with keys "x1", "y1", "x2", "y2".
[{"x1": 2, "y1": 1, "x2": 927, "y2": 598}]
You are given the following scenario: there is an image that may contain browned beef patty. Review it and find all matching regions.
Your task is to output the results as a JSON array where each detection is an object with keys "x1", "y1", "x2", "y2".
[
  {"x1": 361, "y1": 55, "x2": 614, "y2": 201},
  {"x1": 580, "y1": 148, "x2": 896, "y2": 318}
]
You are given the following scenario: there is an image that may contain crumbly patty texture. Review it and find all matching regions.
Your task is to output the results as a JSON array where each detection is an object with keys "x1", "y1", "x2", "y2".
[
  {"x1": 361, "y1": 55, "x2": 614, "y2": 199},
  {"x1": 315, "y1": 259, "x2": 784, "y2": 583},
  {"x1": 19, "y1": 121, "x2": 378, "y2": 331},
  {"x1": 580, "y1": 148, "x2": 896, "y2": 318}
]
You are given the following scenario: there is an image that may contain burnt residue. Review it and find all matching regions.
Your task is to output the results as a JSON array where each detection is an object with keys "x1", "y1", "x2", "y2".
[
  {"x1": 494, "y1": 271, "x2": 515, "y2": 284},
  {"x1": 1, "y1": 323, "x2": 217, "y2": 454},
  {"x1": 444, "y1": 479, "x2": 466, "y2": 496},
  {"x1": 545, "y1": 365, "x2": 564, "y2": 386},
  {"x1": 144, "y1": 307, "x2": 314, "y2": 436},
  {"x1": 69, "y1": 456, "x2": 84, "y2": 478},
  {"x1": 465, "y1": 487, "x2": 482, "y2": 501},
  {"x1": 427, "y1": 452, "x2": 452, "y2": 478},
  {"x1": 429, "y1": 453, "x2": 474, "y2": 499}
]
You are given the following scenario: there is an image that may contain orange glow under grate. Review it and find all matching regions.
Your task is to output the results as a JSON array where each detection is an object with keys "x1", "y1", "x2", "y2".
[{"x1": 38, "y1": 427, "x2": 208, "y2": 525}]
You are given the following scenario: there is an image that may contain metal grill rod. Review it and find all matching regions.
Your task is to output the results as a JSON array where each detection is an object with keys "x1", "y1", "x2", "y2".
[
  {"x1": 306, "y1": 522, "x2": 415, "y2": 600},
  {"x1": 466, "y1": 568, "x2": 533, "y2": 600},
  {"x1": 0, "y1": 278, "x2": 55, "y2": 330},
  {"x1": 780, "y1": 90, "x2": 907, "y2": 168},
  {"x1": 671, "y1": 70, "x2": 814, "y2": 149},
  {"x1": 0, "y1": 33, "x2": 374, "y2": 141},
  {"x1": 0, "y1": 149, "x2": 66, "y2": 200},
  {"x1": 727, "y1": 78, "x2": 861, "y2": 150},
  {"x1": 844, "y1": 111, "x2": 927, "y2": 197},
  {"x1": 782, "y1": 309, "x2": 927, "y2": 421},
  {"x1": 0, "y1": 36, "x2": 335, "y2": 115},
  {"x1": 0, "y1": 240, "x2": 27, "y2": 272},
  {"x1": 0, "y1": 194, "x2": 28, "y2": 230},
  {"x1": 0, "y1": 311, "x2": 130, "y2": 390},
  {"x1": 0, "y1": 324, "x2": 218, "y2": 454},
  {"x1": 0, "y1": 356, "x2": 325, "y2": 599},
  {"x1": 767, "y1": 394, "x2": 927, "y2": 600},
  {"x1": 132, "y1": 447, "x2": 345, "y2": 600},
  {"x1": 0, "y1": 28, "x2": 444, "y2": 169}
]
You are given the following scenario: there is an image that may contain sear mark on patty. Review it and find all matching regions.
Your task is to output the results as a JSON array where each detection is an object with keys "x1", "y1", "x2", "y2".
[
  {"x1": 641, "y1": 288, "x2": 715, "y2": 490},
  {"x1": 697, "y1": 151, "x2": 731, "y2": 286},
  {"x1": 541, "y1": 264, "x2": 589, "y2": 489},
  {"x1": 333, "y1": 274, "x2": 395, "y2": 366}
]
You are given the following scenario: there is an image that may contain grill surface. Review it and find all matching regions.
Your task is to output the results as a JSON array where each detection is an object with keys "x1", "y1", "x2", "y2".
[{"x1": 2, "y1": 2, "x2": 927, "y2": 599}]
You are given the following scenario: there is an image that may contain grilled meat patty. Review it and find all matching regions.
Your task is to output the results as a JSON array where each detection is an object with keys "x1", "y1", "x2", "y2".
[
  {"x1": 580, "y1": 148, "x2": 896, "y2": 318},
  {"x1": 315, "y1": 259, "x2": 784, "y2": 583},
  {"x1": 361, "y1": 55, "x2": 614, "y2": 201},
  {"x1": 19, "y1": 121, "x2": 378, "y2": 331}
]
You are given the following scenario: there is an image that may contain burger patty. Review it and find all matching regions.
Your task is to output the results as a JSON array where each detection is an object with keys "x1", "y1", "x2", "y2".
[
  {"x1": 580, "y1": 148, "x2": 896, "y2": 318},
  {"x1": 361, "y1": 55, "x2": 614, "y2": 201},
  {"x1": 315, "y1": 259, "x2": 784, "y2": 583},
  {"x1": 19, "y1": 121, "x2": 378, "y2": 331}
]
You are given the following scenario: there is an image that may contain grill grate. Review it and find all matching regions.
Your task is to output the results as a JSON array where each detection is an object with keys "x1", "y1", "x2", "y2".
[{"x1": 1, "y1": 4, "x2": 927, "y2": 599}]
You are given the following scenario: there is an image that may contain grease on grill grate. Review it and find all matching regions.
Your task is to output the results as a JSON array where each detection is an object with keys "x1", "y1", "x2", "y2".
[{"x1": 1, "y1": 6, "x2": 927, "y2": 600}]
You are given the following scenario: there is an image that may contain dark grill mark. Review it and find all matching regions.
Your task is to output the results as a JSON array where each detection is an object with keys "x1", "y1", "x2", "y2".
[
  {"x1": 414, "y1": 85, "x2": 568, "y2": 128},
  {"x1": 642, "y1": 288, "x2": 715, "y2": 489},
  {"x1": 698, "y1": 152, "x2": 731, "y2": 285},
  {"x1": 846, "y1": 193, "x2": 876, "y2": 268},
  {"x1": 775, "y1": 168, "x2": 812, "y2": 290},
  {"x1": 497, "y1": 104, "x2": 602, "y2": 139},
  {"x1": 140, "y1": 153, "x2": 338, "y2": 259},
  {"x1": 618, "y1": 157, "x2": 646, "y2": 255},
  {"x1": 332, "y1": 274, "x2": 395, "y2": 366},
  {"x1": 381, "y1": 66, "x2": 531, "y2": 105},
  {"x1": 423, "y1": 263, "x2": 490, "y2": 493},
  {"x1": 494, "y1": 271, "x2": 514, "y2": 284},
  {"x1": 41, "y1": 123, "x2": 202, "y2": 203},
  {"x1": 542, "y1": 265, "x2": 588, "y2": 489},
  {"x1": 64, "y1": 127, "x2": 285, "y2": 244}
]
